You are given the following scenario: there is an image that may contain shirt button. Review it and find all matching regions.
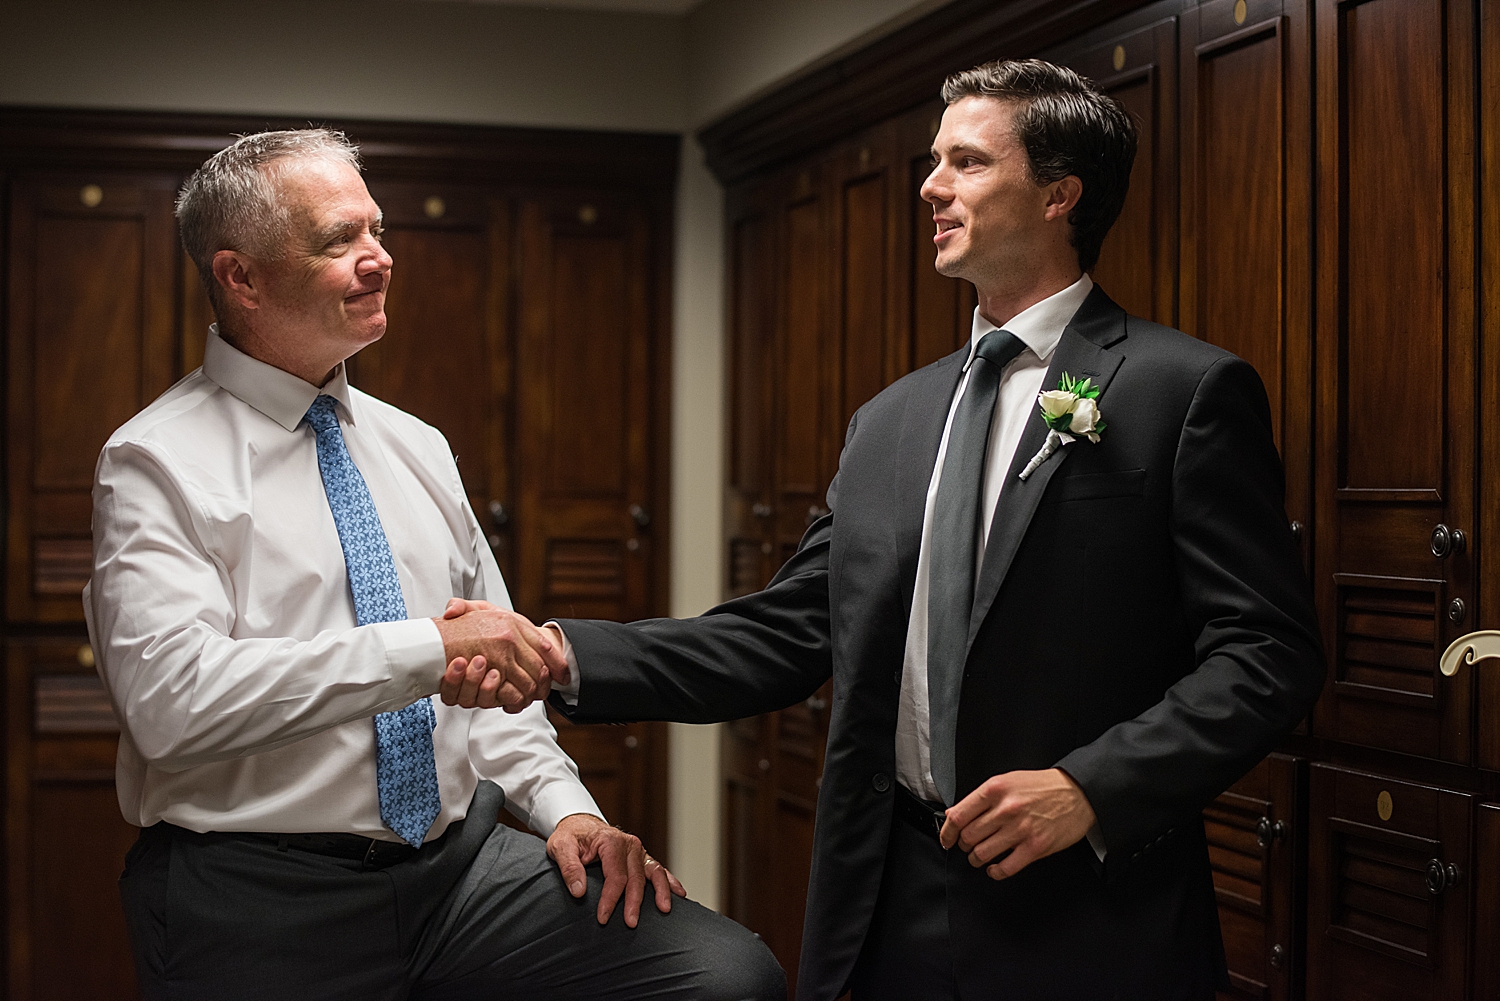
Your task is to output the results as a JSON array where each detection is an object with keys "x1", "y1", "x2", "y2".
[{"x1": 872, "y1": 772, "x2": 891, "y2": 793}]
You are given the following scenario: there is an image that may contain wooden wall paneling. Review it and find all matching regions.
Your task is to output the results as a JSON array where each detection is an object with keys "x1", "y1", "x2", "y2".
[
  {"x1": 1311, "y1": 0, "x2": 1478, "y2": 764},
  {"x1": 512, "y1": 191, "x2": 668, "y2": 855},
  {"x1": 354, "y1": 181, "x2": 515, "y2": 582},
  {"x1": 1180, "y1": 0, "x2": 1315, "y2": 572},
  {"x1": 5, "y1": 174, "x2": 180, "y2": 624},
  {"x1": 724, "y1": 179, "x2": 781, "y2": 598},
  {"x1": 6, "y1": 638, "x2": 139, "y2": 1001},
  {"x1": 1475, "y1": 803, "x2": 1500, "y2": 999},
  {"x1": 721, "y1": 713, "x2": 775, "y2": 936},
  {"x1": 1205, "y1": 753, "x2": 1306, "y2": 1001},
  {"x1": 1047, "y1": 13, "x2": 1179, "y2": 327},
  {"x1": 899, "y1": 100, "x2": 977, "y2": 371},
  {"x1": 1305, "y1": 765, "x2": 1471, "y2": 1000}
]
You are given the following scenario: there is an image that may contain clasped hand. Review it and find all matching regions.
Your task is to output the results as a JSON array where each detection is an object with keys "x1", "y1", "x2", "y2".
[
  {"x1": 938, "y1": 768, "x2": 1097, "y2": 880},
  {"x1": 430, "y1": 599, "x2": 564, "y2": 712}
]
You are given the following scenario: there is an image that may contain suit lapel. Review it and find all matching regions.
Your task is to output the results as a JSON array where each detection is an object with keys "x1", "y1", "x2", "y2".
[
  {"x1": 966, "y1": 287, "x2": 1128, "y2": 650},
  {"x1": 894, "y1": 346, "x2": 969, "y2": 617}
]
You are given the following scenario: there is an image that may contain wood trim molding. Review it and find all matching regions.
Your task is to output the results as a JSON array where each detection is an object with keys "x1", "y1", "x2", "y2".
[
  {"x1": 0, "y1": 106, "x2": 680, "y2": 188},
  {"x1": 696, "y1": 0, "x2": 1154, "y2": 184}
]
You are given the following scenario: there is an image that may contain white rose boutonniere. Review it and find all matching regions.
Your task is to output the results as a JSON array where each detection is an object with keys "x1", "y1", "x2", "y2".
[{"x1": 1018, "y1": 373, "x2": 1107, "y2": 480}]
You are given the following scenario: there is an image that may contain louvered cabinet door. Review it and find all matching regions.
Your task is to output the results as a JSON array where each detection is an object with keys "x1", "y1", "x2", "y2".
[
  {"x1": 5, "y1": 638, "x2": 139, "y2": 1001},
  {"x1": 1206, "y1": 754, "x2": 1305, "y2": 1000},
  {"x1": 1310, "y1": 0, "x2": 1479, "y2": 762},
  {"x1": 5, "y1": 175, "x2": 180, "y2": 624},
  {"x1": 1306, "y1": 765, "x2": 1471, "y2": 1001}
]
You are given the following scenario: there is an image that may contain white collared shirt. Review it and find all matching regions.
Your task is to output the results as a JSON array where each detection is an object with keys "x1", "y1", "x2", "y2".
[
  {"x1": 84, "y1": 326, "x2": 601, "y2": 841},
  {"x1": 895, "y1": 274, "x2": 1094, "y2": 804}
]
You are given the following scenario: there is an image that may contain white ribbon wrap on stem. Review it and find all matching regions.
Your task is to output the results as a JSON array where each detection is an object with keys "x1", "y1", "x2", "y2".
[{"x1": 1018, "y1": 429, "x2": 1074, "y2": 481}]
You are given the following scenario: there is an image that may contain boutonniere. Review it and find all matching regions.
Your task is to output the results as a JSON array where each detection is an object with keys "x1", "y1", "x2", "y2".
[{"x1": 1018, "y1": 373, "x2": 1106, "y2": 481}]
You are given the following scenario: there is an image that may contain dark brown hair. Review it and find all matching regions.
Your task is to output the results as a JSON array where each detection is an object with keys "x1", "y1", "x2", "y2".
[{"x1": 942, "y1": 59, "x2": 1137, "y2": 272}]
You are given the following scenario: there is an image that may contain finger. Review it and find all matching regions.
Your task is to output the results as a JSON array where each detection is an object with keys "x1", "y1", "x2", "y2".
[
  {"x1": 941, "y1": 780, "x2": 1006, "y2": 848},
  {"x1": 622, "y1": 842, "x2": 647, "y2": 928},
  {"x1": 987, "y1": 839, "x2": 1044, "y2": 881},
  {"x1": 955, "y1": 803, "x2": 1008, "y2": 854},
  {"x1": 506, "y1": 610, "x2": 568, "y2": 679},
  {"x1": 443, "y1": 597, "x2": 465, "y2": 619},
  {"x1": 479, "y1": 671, "x2": 514, "y2": 711},
  {"x1": 549, "y1": 836, "x2": 589, "y2": 899},
  {"x1": 967, "y1": 823, "x2": 1023, "y2": 868},
  {"x1": 457, "y1": 654, "x2": 488, "y2": 708},
  {"x1": 439, "y1": 656, "x2": 468, "y2": 705},
  {"x1": 646, "y1": 861, "x2": 676, "y2": 913},
  {"x1": 596, "y1": 837, "x2": 628, "y2": 926}
]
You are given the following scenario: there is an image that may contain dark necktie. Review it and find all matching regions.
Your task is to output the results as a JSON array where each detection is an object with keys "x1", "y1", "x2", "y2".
[
  {"x1": 927, "y1": 329, "x2": 1025, "y2": 805},
  {"x1": 304, "y1": 394, "x2": 442, "y2": 846}
]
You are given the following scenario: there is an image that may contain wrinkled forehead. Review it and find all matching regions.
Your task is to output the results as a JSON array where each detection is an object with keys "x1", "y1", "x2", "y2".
[{"x1": 274, "y1": 156, "x2": 381, "y2": 232}]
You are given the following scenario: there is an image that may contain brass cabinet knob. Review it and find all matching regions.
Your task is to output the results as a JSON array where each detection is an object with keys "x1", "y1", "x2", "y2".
[{"x1": 76, "y1": 645, "x2": 96, "y2": 669}]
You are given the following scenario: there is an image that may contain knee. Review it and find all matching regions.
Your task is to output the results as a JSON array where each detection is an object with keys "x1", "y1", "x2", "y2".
[{"x1": 700, "y1": 925, "x2": 786, "y2": 1001}]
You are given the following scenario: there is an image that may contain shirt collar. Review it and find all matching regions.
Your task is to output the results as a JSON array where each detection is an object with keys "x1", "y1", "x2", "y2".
[
  {"x1": 963, "y1": 272, "x2": 1094, "y2": 372},
  {"x1": 201, "y1": 324, "x2": 355, "y2": 432}
]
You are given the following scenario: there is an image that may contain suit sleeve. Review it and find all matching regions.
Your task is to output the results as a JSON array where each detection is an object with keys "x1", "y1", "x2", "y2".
[{"x1": 1056, "y1": 356, "x2": 1325, "y2": 863}]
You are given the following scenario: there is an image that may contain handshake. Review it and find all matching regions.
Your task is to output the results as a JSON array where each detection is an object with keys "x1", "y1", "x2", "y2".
[{"x1": 430, "y1": 598, "x2": 563, "y2": 712}]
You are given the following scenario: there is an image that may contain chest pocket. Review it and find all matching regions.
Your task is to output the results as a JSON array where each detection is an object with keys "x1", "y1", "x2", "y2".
[{"x1": 1049, "y1": 468, "x2": 1146, "y2": 502}]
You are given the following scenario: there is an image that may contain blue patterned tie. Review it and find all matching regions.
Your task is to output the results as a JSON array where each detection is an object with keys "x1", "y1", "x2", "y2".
[{"x1": 304, "y1": 394, "x2": 441, "y2": 846}]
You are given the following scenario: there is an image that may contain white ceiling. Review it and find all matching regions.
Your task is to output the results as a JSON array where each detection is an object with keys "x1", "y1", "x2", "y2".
[{"x1": 418, "y1": 0, "x2": 707, "y2": 13}]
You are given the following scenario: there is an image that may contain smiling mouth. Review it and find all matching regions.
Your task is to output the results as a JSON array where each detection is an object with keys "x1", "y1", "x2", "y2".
[{"x1": 934, "y1": 219, "x2": 962, "y2": 243}]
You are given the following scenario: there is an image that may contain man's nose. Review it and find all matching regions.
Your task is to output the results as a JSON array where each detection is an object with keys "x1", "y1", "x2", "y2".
[
  {"x1": 919, "y1": 165, "x2": 949, "y2": 205},
  {"x1": 359, "y1": 237, "x2": 393, "y2": 275}
]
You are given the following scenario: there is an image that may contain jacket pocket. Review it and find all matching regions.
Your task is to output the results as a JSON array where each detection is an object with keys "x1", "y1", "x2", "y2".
[{"x1": 1051, "y1": 468, "x2": 1147, "y2": 502}]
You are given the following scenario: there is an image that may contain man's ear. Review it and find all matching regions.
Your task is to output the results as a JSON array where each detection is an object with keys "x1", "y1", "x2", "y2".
[
  {"x1": 1043, "y1": 175, "x2": 1083, "y2": 222},
  {"x1": 210, "y1": 250, "x2": 259, "y2": 312}
]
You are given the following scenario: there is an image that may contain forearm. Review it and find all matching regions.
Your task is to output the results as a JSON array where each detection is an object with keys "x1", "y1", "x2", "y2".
[{"x1": 467, "y1": 700, "x2": 603, "y2": 834}]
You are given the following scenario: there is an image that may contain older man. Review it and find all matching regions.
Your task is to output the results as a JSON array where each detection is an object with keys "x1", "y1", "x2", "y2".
[{"x1": 86, "y1": 129, "x2": 782, "y2": 1001}]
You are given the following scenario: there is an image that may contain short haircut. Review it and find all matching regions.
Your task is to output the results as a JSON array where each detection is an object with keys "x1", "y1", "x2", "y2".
[
  {"x1": 941, "y1": 59, "x2": 1137, "y2": 272},
  {"x1": 175, "y1": 128, "x2": 362, "y2": 312}
]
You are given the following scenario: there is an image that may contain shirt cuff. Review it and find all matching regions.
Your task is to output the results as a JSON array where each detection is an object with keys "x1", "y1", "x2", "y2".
[
  {"x1": 1085, "y1": 822, "x2": 1107, "y2": 862},
  {"x1": 378, "y1": 618, "x2": 446, "y2": 701},
  {"x1": 526, "y1": 779, "x2": 605, "y2": 835},
  {"x1": 544, "y1": 620, "x2": 580, "y2": 705}
]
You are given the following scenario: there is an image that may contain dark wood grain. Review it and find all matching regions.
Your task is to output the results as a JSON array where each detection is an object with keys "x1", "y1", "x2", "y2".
[{"x1": 1475, "y1": 803, "x2": 1500, "y2": 1000}]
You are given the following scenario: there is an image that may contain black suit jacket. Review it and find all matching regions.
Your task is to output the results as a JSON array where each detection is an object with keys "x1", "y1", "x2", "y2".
[{"x1": 555, "y1": 287, "x2": 1324, "y2": 1000}]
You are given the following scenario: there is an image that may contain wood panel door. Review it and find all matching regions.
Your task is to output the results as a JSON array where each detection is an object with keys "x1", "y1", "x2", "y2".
[
  {"x1": 5, "y1": 174, "x2": 180, "y2": 624},
  {"x1": 5, "y1": 638, "x2": 139, "y2": 1001},
  {"x1": 1180, "y1": 0, "x2": 1314, "y2": 570},
  {"x1": 1311, "y1": 0, "x2": 1479, "y2": 763},
  {"x1": 355, "y1": 181, "x2": 514, "y2": 581},
  {"x1": 1048, "y1": 13, "x2": 1179, "y2": 326},
  {"x1": 512, "y1": 192, "x2": 669, "y2": 853},
  {"x1": 1475, "y1": 802, "x2": 1500, "y2": 1000},
  {"x1": 1205, "y1": 754, "x2": 1306, "y2": 1001},
  {"x1": 1305, "y1": 765, "x2": 1471, "y2": 1001}
]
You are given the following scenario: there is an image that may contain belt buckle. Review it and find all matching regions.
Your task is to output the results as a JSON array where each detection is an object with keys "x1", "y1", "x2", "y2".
[
  {"x1": 361, "y1": 838, "x2": 381, "y2": 868},
  {"x1": 931, "y1": 810, "x2": 945, "y2": 839}
]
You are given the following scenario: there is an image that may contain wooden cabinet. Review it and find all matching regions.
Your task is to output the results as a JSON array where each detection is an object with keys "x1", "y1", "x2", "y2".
[
  {"x1": 1206, "y1": 754, "x2": 1306, "y2": 1000},
  {"x1": 1475, "y1": 803, "x2": 1500, "y2": 1000},
  {"x1": 1306, "y1": 765, "x2": 1472, "y2": 1001},
  {"x1": 0, "y1": 112, "x2": 676, "y2": 999}
]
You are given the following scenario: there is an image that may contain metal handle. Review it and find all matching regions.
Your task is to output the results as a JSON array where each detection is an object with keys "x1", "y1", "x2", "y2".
[
  {"x1": 629, "y1": 504, "x2": 651, "y2": 529},
  {"x1": 1426, "y1": 858, "x2": 1461, "y2": 895},
  {"x1": 1438, "y1": 630, "x2": 1500, "y2": 677},
  {"x1": 1255, "y1": 816, "x2": 1286, "y2": 850},
  {"x1": 487, "y1": 500, "x2": 509, "y2": 527},
  {"x1": 1431, "y1": 524, "x2": 1466, "y2": 558},
  {"x1": 806, "y1": 505, "x2": 830, "y2": 527},
  {"x1": 1270, "y1": 944, "x2": 1285, "y2": 970},
  {"x1": 1289, "y1": 520, "x2": 1304, "y2": 540},
  {"x1": 805, "y1": 695, "x2": 828, "y2": 712},
  {"x1": 751, "y1": 503, "x2": 773, "y2": 518}
]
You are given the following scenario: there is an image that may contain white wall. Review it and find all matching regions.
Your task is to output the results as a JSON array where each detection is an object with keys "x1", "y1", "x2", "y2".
[{"x1": 0, "y1": 0, "x2": 942, "y2": 913}]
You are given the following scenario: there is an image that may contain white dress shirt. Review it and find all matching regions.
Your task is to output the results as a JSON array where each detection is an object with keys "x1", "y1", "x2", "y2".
[
  {"x1": 84, "y1": 326, "x2": 602, "y2": 842},
  {"x1": 895, "y1": 274, "x2": 1094, "y2": 806}
]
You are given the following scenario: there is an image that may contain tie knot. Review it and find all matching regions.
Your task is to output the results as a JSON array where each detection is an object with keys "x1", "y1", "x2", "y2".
[
  {"x1": 304, "y1": 394, "x2": 340, "y2": 433},
  {"x1": 974, "y1": 328, "x2": 1024, "y2": 370}
]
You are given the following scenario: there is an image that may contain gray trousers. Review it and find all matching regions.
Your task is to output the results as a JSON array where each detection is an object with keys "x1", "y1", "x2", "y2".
[{"x1": 119, "y1": 782, "x2": 785, "y2": 1001}]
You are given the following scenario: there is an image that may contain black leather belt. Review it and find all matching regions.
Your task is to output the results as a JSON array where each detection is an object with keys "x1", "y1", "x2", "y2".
[
  {"x1": 894, "y1": 783, "x2": 947, "y2": 842},
  {"x1": 246, "y1": 831, "x2": 420, "y2": 869}
]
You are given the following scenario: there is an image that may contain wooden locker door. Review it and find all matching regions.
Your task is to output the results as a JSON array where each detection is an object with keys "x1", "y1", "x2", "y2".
[
  {"x1": 1048, "y1": 13, "x2": 1179, "y2": 326},
  {"x1": 355, "y1": 182, "x2": 514, "y2": 581},
  {"x1": 724, "y1": 180, "x2": 779, "y2": 599},
  {"x1": 1475, "y1": 803, "x2": 1500, "y2": 999},
  {"x1": 1311, "y1": 0, "x2": 1479, "y2": 763},
  {"x1": 1180, "y1": 0, "x2": 1314, "y2": 571},
  {"x1": 6, "y1": 639, "x2": 139, "y2": 1001},
  {"x1": 1204, "y1": 754, "x2": 1306, "y2": 1000},
  {"x1": 1305, "y1": 765, "x2": 1471, "y2": 1001},
  {"x1": 899, "y1": 101, "x2": 977, "y2": 372},
  {"x1": 1477, "y1": 0, "x2": 1500, "y2": 775},
  {"x1": 512, "y1": 193, "x2": 668, "y2": 853},
  {"x1": 5, "y1": 174, "x2": 179, "y2": 624}
]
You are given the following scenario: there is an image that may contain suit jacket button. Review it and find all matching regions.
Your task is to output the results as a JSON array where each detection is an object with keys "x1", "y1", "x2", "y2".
[{"x1": 872, "y1": 773, "x2": 891, "y2": 793}]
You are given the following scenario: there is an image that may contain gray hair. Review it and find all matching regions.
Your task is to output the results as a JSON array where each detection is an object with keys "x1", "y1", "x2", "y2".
[{"x1": 176, "y1": 128, "x2": 362, "y2": 309}]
